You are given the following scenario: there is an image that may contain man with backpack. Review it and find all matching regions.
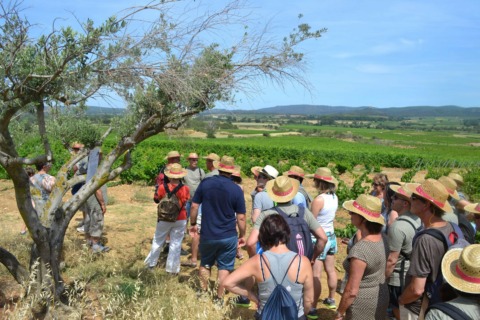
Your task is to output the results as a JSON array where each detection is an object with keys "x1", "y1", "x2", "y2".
[
  {"x1": 246, "y1": 176, "x2": 327, "y2": 262},
  {"x1": 398, "y1": 179, "x2": 463, "y2": 320},
  {"x1": 145, "y1": 163, "x2": 190, "y2": 274},
  {"x1": 284, "y1": 165, "x2": 313, "y2": 209},
  {"x1": 385, "y1": 184, "x2": 422, "y2": 320},
  {"x1": 153, "y1": 150, "x2": 181, "y2": 203}
]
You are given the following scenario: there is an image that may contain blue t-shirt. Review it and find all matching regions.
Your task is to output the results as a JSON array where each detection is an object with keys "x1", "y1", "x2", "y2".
[{"x1": 192, "y1": 175, "x2": 246, "y2": 240}]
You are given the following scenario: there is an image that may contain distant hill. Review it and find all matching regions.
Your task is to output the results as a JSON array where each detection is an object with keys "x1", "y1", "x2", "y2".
[
  {"x1": 86, "y1": 106, "x2": 125, "y2": 116},
  {"x1": 205, "y1": 105, "x2": 480, "y2": 117}
]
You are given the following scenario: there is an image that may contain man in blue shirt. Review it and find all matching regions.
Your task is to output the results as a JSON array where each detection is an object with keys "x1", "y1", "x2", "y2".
[{"x1": 189, "y1": 155, "x2": 246, "y2": 303}]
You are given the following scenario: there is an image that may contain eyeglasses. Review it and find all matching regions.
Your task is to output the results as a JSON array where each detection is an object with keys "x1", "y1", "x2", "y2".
[
  {"x1": 372, "y1": 183, "x2": 380, "y2": 187},
  {"x1": 411, "y1": 195, "x2": 426, "y2": 202},
  {"x1": 258, "y1": 174, "x2": 269, "y2": 180}
]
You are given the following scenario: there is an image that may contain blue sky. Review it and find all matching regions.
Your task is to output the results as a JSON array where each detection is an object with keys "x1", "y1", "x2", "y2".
[{"x1": 23, "y1": 0, "x2": 480, "y2": 110}]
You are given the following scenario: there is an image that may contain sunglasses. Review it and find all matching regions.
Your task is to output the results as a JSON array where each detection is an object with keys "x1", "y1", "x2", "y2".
[
  {"x1": 258, "y1": 173, "x2": 269, "y2": 180},
  {"x1": 372, "y1": 183, "x2": 380, "y2": 187},
  {"x1": 411, "y1": 194, "x2": 426, "y2": 202}
]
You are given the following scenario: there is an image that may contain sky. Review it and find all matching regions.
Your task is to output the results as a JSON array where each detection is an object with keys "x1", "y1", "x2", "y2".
[{"x1": 21, "y1": 0, "x2": 480, "y2": 110}]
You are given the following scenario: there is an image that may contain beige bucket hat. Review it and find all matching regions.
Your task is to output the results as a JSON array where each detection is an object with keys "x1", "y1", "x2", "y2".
[
  {"x1": 283, "y1": 165, "x2": 306, "y2": 178},
  {"x1": 203, "y1": 153, "x2": 220, "y2": 162},
  {"x1": 464, "y1": 202, "x2": 480, "y2": 215},
  {"x1": 217, "y1": 156, "x2": 236, "y2": 173},
  {"x1": 405, "y1": 179, "x2": 453, "y2": 213},
  {"x1": 390, "y1": 183, "x2": 418, "y2": 201},
  {"x1": 266, "y1": 176, "x2": 300, "y2": 203},
  {"x1": 232, "y1": 166, "x2": 242, "y2": 181},
  {"x1": 187, "y1": 153, "x2": 199, "y2": 159},
  {"x1": 307, "y1": 167, "x2": 338, "y2": 187},
  {"x1": 164, "y1": 150, "x2": 181, "y2": 160},
  {"x1": 250, "y1": 166, "x2": 263, "y2": 177},
  {"x1": 164, "y1": 163, "x2": 187, "y2": 179},
  {"x1": 441, "y1": 244, "x2": 480, "y2": 294},
  {"x1": 438, "y1": 176, "x2": 460, "y2": 200},
  {"x1": 343, "y1": 194, "x2": 384, "y2": 225},
  {"x1": 448, "y1": 172, "x2": 464, "y2": 186}
]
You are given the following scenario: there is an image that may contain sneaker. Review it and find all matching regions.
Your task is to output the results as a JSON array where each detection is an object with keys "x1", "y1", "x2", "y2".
[
  {"x1": 306, "y1": 308, "x2": 318, "y2": 319},
  {"x1": 91, "y1": 243, "x2": 110, "y2": 253},
  {"x1": 76, "y1": 226, "x2": 85, "y2": 233},
  {"x1": 232, "y1": 295, "x2": 251, "y2": 308},
  {"x1": 180, "y1": 249, "x2": 189, "y2": 256},
  {"x1": 323, "y1": 298, "x2": 336, "y2": 309}
]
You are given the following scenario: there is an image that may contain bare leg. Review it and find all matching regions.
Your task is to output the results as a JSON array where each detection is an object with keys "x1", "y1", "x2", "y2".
[
  {"x1": 217, "y1": 269, "x2": 231, "y2": 298},
  {"x1": 312, "y1": 259, "x2": 323, "y2": 308},
  {"x1": 191, "y1": 233, "x2": 199, "y2": 263},
  {"x1": 199, "y1": 266, "x2": 211, "y2": 291},
  {"x1": 324, "y1": 255, "x2": 338, "y2": 299}
]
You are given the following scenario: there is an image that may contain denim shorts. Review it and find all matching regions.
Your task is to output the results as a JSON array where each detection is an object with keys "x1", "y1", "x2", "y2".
[
  {"x1": 315, "y1": 232, "x2": 338, "y2": 261},
  {"x1": 199, "y1": 236, "x2": 237, "y2": 271}
]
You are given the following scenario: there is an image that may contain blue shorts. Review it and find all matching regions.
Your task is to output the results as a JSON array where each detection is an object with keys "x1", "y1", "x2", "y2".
[
  {"x1": 199, "y1": 236, "x2": 237, "y2": 271},
  {"x1": 388, "y1": 285, "x2": 402, "y2": 308},
  {"x1": 315, "y1": 232, "x2": 337, "y2": 261}
]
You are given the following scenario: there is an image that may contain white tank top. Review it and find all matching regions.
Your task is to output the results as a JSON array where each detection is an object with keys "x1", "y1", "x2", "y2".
[{"x1": 315, "y1": 193, "x2": 338, "y2": 233}]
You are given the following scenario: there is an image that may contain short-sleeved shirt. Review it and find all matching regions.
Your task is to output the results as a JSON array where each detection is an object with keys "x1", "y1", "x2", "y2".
[
  {"x1": 425, "y1": 296, "x2": 480, "y2": 320},
  {"x1": 404, "y1": 223, "x2": 455, "y2": 314},
  {"x1": 184, "y1": 167, "x2": 205, "y2": 198},
  {"x1": 192, "y1": 175, "x2": 246, "y2": 240},
  {"x1": 157, "y1": 182, "x2": 190, "y2": 221},
  {"x1": 253, "y1": 191, "x2": 274, "y2": 212},
  {"x1": 387, "y1": 212, "x2": 422, "y2": 286},
  {"x1": 204, "y1": 169, "x2": 219, "y2": 178},
  {"x1": 291, "y1": 192, "x2": 307, "y2": 208},
  {"x1": 254, "y1": 203, "x2": 321, "y2": 231}
]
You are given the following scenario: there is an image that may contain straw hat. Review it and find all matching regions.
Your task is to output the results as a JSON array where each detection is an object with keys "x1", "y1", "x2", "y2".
[
  {"x1": 438, "y1": 176, "x2": 460, "y2": 200},
  {"x1": 232, "y1": 166, "x2": 242, "y2": 181},
  {"x1": 250, "y1": 166, "x2": 263, "y2": 177},
  {"x1": 187, "y1": 152, "x2": 199, "y2": 159},
  {"x1": 448, "y1": 172, "x2": 464, "y2": 186},
  {"x1": 390, "y1": 183, "x2": 418, "y2": 201},
  {"x1": 164, "y1": 163, "x2": 187, "y2": 179},
  {"x1": 260, "y1": 165, "x2": 279, "y2": 180},
  {"x1": 307, "y1": 167, "x2": 338, "y2": 187},
  {"x1": 464, "y1": 202, "x2": 480, "y2": 215},
  {"x1": 217, "y1": 156, "x2": 236, "y2": 173},
  {"x1": 283, "y1": 165, "x2": 306, "y2": 178},
  {"x1": 441, "y1": 244, "x2": 480, "y2": 294},
  {"x1": 405, "y1": 179, "x2": 453, "y2": 213},
  {"x1": 266, "y1": 176, "x2": 300, "y2": 203},
  {"x1": 203, "y1": 153, "x2": 220, "y2": 162},
  {"x1": 342, "y1": 194, "x2": 384, "y2": 225},
  {"x1": 71, "y1": 141, "x2": 84, "y2": 149},
  {"x1": 164, "y1": 150, "x2": 181, "y2": 160}
]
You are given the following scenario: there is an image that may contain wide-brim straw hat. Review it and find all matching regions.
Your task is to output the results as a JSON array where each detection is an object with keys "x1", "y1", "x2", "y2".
[
  {"x1": 232, "y1": 166, "x2": 242, "y2": 181},
  {"x1": 283, "y1": 165, "x2": 305, "y2": 179},
  {"x1": 405, "y1": 179, "x2": 453, "y2": 213},
  {"x1": 464, "y1": 202, "x2": 480, "y2": 215},
  {"x1": 438, "y1": 176, "x2": 460, "y2": 200},
  {"x1": 390, "y1": 183, "x2": 418, "y2": 201},
  {"x1": 307, "y1": 167, "x2": 338, "y2": 187},
  {"x1": 217, "y1": 156, "x2": 236, "y2": 173},
  {"x1": 203, "y1": 153, "x2": 220, "y2": 162},
  {"x1": 342, "y1": 194, "x2": 384, "y2": 225},
  {"x1": 188, "y1": 152, "x2": 199, "y2": 159},
  {"x1": 164, "y1": 150, "x2": 181, "y2": 160},
  {"x1": 448, "y1": 172, "x2": 464, "y2": 186},
  {"x1": 164, "y1": 163, "x2": 187, "y2": 179},
  {"x1": 442, "y1": 244, "x2": 480, "y2": 294},
  {"x1": 250, "y1": 166, "x2": 263, "y2": 177},
  {"x1": 266, "y1": 176, "x2": 300, "y2": 203}
]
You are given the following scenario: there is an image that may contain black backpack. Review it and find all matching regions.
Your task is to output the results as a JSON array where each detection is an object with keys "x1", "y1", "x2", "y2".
[
  {"x1": 274, "y1": 207, "x2": 314, "y2": 260},
  {"x1": 260, "y1": 253, "x2": 300, "y2": 320},
  {"x1": 157, "y1": 181, "x2": 184, "y2": 222},
  {"x1": 412, "y1": 222, "x2": 468, "y2": 306},
  {"x1": 396, "y1": 217, "x2": 423, "y2": 290}
]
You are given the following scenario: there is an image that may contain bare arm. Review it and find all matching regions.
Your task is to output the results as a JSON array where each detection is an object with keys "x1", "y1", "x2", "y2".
[
  {"x1": 398, "y1": 276, "x2": 426, "y2": 305},
  {"x1": 95, "y1": 189, "x2": 106, "y2": 214},
  {"x1": 237, "y1": 212, "x2": 246, "y2": 246},
  {"x1": 301, "y1": 256, "x2": 314, "y2": 312},
  {"x1": 310, "y1": 195, "x2": 325, "y2": 219},
  {"x1": 188, "y1": 202, "x2": 200, "y2": 237},
  {"x1": 337, "y1": 258, "x2": 367, "y2": 316},
  {"x1": 311, "y1": 226, "x2": 327, "y2": 262},
  {"x1": 385, "y1": 251, "x2": 400, "y2": 279},
  {"x1": 252, "y1": 208, "x2": 261, "y2": 224},
  {"x1": 223, "y1": 256, "x2": 261, "y2": 305},
  {"x1": 246, "y1": 228, "x2": 260, "y2": 257}
]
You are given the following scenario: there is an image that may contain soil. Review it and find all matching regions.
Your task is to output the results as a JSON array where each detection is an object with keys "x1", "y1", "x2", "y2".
[{"x1": 0, "y1": 167, "x2": 419, "y2": 318}]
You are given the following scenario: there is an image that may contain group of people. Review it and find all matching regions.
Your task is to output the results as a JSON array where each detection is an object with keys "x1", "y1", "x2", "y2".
[{"x1": 144, "y1": 150, "x2": 480, "y2": 320}]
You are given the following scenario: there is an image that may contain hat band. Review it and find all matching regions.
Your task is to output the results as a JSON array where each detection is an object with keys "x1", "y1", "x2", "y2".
[
  {"x1": 169, "y1": 170, "x2": 184, "y2": 175},
  {"x1": 353, "y1": 201, "x2": 380, "y2": 218},
  {"x1": 288, "y1": 171, "x2": 304, "y2": 177},
  {"x1": 415, "y1": 186, "x2": 445, "y2": 208},
  {"x1": 397, "y1": 187, "x2": 409, "y2": 197},
  {"x1": 219, "y1": 163, "x2": 235, "y2": 170},
  {"x1": 475, "y1": 204, "x2": 480, "y2": 211},
  {"x1": 444, "y1": 187, "x2": 455, "y2": 195},
  {"x1": 273, "y1": 186, "x2": 294, "y2": 197},
  {"x1": 456, "y1": 264, "x2": 480, "y2": 284},
  {"x1": 314, "y1": 174, "x2": 333, "y2": 181}
]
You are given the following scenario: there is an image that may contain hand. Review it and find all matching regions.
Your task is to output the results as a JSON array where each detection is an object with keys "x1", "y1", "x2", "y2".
[
  {"x1": 341, "y1": 238, "x2": 350, "y2": 245},
  {"x1": 238, "y1": 237, "x2": 246, "y2": 248},
  {"x1": 100, "y1": 203, "x2": 107, "y2": 214},
  {"x1": 189, "y1": 225, "x2": 198, "y2": 237}
]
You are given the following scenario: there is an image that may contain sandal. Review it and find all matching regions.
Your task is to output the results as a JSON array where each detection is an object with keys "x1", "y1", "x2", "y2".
[{"x1": 181, "y1": 260, "x2": 197, "y2": 267}]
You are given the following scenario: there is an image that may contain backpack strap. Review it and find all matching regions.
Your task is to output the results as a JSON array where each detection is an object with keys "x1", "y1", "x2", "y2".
[
  {"x1": 260, "y1": 253, "x2": 298, "y2": 286},
  {"x1": 426, "y1": 302, "x2": 471, "y2": 320},
  {"x1": 274, "y1": 207, "x2": 290, "y2": 220},
  {"x1": 295, "y1": 254, "x2": 301, "y2": 283},
  {"x1": 165, "y1": 181, "x2": 184, "y2": 199}
]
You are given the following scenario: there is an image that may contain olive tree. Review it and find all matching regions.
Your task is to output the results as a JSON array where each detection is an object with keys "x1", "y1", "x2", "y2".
[{"x1": 0, "y1": 0, "x2": 325, "y2": 311}]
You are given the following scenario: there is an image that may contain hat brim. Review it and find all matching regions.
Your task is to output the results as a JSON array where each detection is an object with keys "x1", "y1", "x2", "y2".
[
  {"x1": 250, "y1": 166, "x2": 262, "y2": 177},
  {"x1": 306, "y1": 174, "x2": 338, "y2": 187},
  {"x1": 442, "y1": 248, "x2": 480, "y2": 294},
  {"x1": 165, "y1": 169, "x2": 188, "y2": 179},
  {"x1": 406, "y1": 184, "x2": 453, "y2": 213},
  {"x1": 283, "y1": 171, "x2": 305, "y2": 178},
  {"x1": 164, "y1": 154, "x2": 181, "y2": 160},
  {"x1": 342, "y1": 200, "x2": 385, "y2": 225},
  {"x1": 265, "y1": 178, "x2": 300, "y2": 203},
  {"x1": 464, "y1": 203, "x2": 480, "y2": 214}
]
